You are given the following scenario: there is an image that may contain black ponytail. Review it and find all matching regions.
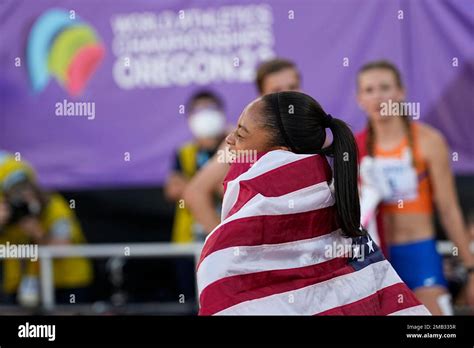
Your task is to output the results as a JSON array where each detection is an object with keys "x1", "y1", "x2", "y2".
[
  {"x1": 321, "y1": 119, "x2": 365, "y2": 238},
  {"x1": 260, "y1": 91, "x2": 365, "y2": 238}
]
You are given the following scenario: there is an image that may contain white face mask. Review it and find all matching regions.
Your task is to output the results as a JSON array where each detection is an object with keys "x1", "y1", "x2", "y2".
[{"x1": 188, "y1": 109, "x2": 225, "y2": 138}]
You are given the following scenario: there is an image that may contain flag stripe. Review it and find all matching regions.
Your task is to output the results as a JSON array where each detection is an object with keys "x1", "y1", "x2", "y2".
[
  {"x1": 215, "y1": 260, "x2": 401, "y2": 315},
  {"x1": 225, "y1": 155, "x2": 332, "y2": 218},
  {"x1": 317, "y1": 283, "x2": 421, "y2": 315},
  {"x1": 222, "y1": 151, "x2": 318, "y2": 220},
  {"x1": 201, "y1": 181, "x2": 336, "y2": 264},
  {"x1": 198, "y1": 229, "x2": 350, "y2": 296},
  {"x1": 200, "y1": 205, "x2": 339, "y2": 267},
  {"x1": 199, "y1": 257, "x2": 350, "y2": 316},
  {"x1": 389, "y1": 305, "x2": 431, "y2": 315}
]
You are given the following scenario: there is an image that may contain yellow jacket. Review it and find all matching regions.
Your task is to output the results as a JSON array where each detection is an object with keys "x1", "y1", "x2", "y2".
[
  {"x1": 171, "y1": 143, "x2": 198, "y2": 244},
  {"x1": 0, "y1": 194, "x2": 93, "y2": 293}
]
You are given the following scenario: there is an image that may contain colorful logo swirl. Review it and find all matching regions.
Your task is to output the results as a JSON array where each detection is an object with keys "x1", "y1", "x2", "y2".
[{"x1": 27, "y1": 9, "x2": 105, "y2": 96}]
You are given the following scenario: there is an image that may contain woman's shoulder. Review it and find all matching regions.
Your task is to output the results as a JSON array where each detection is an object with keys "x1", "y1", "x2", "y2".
[
  {"x1": 414, "y1": 122, "x2": 446, "y2": 144},
  {"x1": 413, "y1": 122, "x2": 449, "y2": 159}
]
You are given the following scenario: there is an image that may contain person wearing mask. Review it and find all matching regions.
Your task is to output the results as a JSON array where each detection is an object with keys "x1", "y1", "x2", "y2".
[
  {"x1": 165, "y1": 90, "x2": 227, "y2": 243},
  {"x1": 164, "y1": 91, "x2": 227, "y2": 304}
]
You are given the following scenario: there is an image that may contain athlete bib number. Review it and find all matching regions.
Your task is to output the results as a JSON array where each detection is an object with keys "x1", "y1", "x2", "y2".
[{"x1": 374, "y1": 150, "x2": 419, "y2": 203}]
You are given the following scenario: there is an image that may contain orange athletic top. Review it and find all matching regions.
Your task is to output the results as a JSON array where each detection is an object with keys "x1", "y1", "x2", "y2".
[{"x1": 374, "y1": 123, "x2": 434, "y2": 214}]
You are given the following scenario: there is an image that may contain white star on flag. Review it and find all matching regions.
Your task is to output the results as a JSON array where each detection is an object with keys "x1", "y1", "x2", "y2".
[{"x1": 366, "y1": 235, "x2": 375, "y2": 253}]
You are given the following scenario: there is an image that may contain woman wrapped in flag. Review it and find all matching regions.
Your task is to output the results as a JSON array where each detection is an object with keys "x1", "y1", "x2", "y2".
[{"x1": 196, "y1": 91, "x2": 430, "y2": 315}]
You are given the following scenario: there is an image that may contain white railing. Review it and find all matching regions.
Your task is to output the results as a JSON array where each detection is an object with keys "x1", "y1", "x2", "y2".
[
  {"x1": 38, "y1": 242, "x2": 204, "y2": 311},
  {"x1": 1, "y1": 240, "x2": 472, "y2": 311}
]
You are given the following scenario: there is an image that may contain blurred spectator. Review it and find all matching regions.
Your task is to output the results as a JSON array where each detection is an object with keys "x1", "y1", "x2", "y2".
[
  {"x1": 165, "y1": 90, "x2": 227, "y2": 243},
  {"x1": 255, "y1": 58, "x2": 301, "y2": 94},
  {"x1": 355, "y1": 60, "x2": 474, "y2": 314},
  {"x1": 164, "y1": 91, "x2": 227, "y2": 303},
  {"x1": 0, "y1": 151, "x2": 93, "y2": 307}
]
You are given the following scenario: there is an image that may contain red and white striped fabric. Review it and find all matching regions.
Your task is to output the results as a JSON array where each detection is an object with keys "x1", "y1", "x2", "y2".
[{"x1": 197, "y1": 150, "x2": 430, "y2": 316}]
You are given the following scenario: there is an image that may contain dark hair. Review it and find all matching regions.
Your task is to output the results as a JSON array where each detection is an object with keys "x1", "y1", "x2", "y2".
[
  {"x1": 255, "y1": 58, "x2": 300, "y2": 94},
  {"x1": 357, "y1": 60, "x2": 403, "y2": 89},
  {"x1": 357, "y1": 60, "x2": 416, "y2": 166},
  {"x1": 260, "y1": 91, "x2": 364, "y2": 238},
  {"x1": 187, "y1": 89, "x2": 224, "y2": 113}
]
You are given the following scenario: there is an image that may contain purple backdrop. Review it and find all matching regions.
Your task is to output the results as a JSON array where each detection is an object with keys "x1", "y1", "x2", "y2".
[{"x1": 0, "y1": 0, "x2": 473, "y2": 189}]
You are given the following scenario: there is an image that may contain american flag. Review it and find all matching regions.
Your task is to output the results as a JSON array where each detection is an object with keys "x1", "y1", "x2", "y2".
[{"x1": 196, "y1": 150, "x2": 430, "y2": 315}]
